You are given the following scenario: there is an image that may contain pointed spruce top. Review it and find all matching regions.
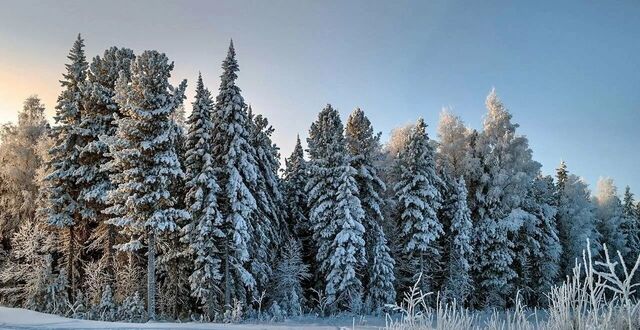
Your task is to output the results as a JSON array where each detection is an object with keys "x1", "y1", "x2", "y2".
[{"x1": 195, "y1": 72, "x2": 205, "y2": 93}]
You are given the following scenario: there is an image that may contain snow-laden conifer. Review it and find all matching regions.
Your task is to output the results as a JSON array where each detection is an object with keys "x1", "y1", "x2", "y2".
[
  {"x1": 622, "y1": 186, "x2": 640, "y2": 262},
  {"x1": 556, "y1": 165, "x2": 600, "y2": 276},
  {"x1": 393, "y1": 118, "x2": 443, "y2": 295},
  {"x1": 439, "y1": 175, "x2": 473, "y2": 305},
  {"x1": 470, "y1": 89, "x2": 540, "y2": 308},
  {"x1": 247, "y1": 108, "x2": 286, "y2": 294},
  {"x1": 182, "y1": 73, "x2": 223, "y2": 318},
  {"x1": 45, "y1": 34, "x2": 89, "y2": 300},
  {"x1": 80, "y1": 47, "x2": 135, "y2": 285},
  {"x1": 105, "y1": 50, "x2": 188, "y2": 320},
  {"x1": 209, "y1": 41, "x2": 259, "y2": 309},
  {"x1": 594, "y1": 178, "x2": 627, "y2": 256},
  {"x1": 345, "y1": 108, "x2": 395, "y2": 312},
  {"x1": 307, "y1": 104, "x2": 366, "y2": 310},
  {"x1": 515, "y1": 175, "x2": 561, "y2": 305}
]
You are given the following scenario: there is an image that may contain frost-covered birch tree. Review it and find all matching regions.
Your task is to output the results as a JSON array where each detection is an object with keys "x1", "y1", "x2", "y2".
[{"x1": 470, "y1": 89, "x2": 540, "y2": 308}]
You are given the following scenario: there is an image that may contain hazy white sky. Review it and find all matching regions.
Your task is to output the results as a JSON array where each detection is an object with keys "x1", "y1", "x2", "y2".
[{"x1": 1, "y1": 0, "x2": 638, "y2": 193}]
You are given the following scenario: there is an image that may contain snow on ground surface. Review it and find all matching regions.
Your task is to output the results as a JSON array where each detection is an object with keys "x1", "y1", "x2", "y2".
[{"x1": 0, "y1": 307, "x2": 388, "y2": 329}]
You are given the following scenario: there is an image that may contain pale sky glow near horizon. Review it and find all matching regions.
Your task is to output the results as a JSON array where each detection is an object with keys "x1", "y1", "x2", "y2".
[{"x1": 0, "y1": 0, "x2": 638, "y2": 194}]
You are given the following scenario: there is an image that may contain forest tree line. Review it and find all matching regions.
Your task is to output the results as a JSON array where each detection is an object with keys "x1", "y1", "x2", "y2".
[{"x1": 0, "y1": 34, "x2": 638, "y2": 322}]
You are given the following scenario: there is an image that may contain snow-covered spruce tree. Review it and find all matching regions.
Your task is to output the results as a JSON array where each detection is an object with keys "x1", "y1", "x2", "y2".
[
  {"x1": 344, "y1": 108, "x2": 395, "y2": 312},
  {"x1": 470, "y1": 89, "x2": 540, "y2": 308},
  {"x1": 439, "y1": 175, "x2": 473, "y2": 305},
  {"x1": 45, "y1": 34, "x2": 89, "y2": 301},
  {"x1": 157, "y1": 88, "x2": 192, "y2": 320},
  {"x1": 283, "y1": 136, "x2": 308, "y2": 233},
  {"x1": 393, "y1": 118, "x2": 443, "y2": 297},
  {"x1": 622, "y1": 186, "x2": 640, "y2": 262},
  {"x1": 209, "y1": 41, "x2": 258, "y2": 311},
  {"x1": 0, "y1": 219, "x2": 58, "y2": 311},
  {"x1": 306, "y1": 104, "x2": 366, "y2": 311},
  {"x1": 105, "y1": 50, "x2": 188, "y2": 320},
  {"x1": 282, "y1": 136, "x2": 314, "y2": 268},
  {"x1": 80, "y1": 47, "x2": 135, "y2": 286},
  {"x1": 556, "y1": 164, "x2": 600, "y2": 277},
  {"x1": 247, "y1": 107, "x2": 286, "y2": 297},
  {"x1": 271, "y1": 239, "x2": 310, "y2": 316},
  {"x1": 594, "y1": 178, "x2": 627, "y2": 257},
  {"x1": 182, "y1": 73, "x2": 223, "y2": 319},
  {"x1": 514, "y1": 175, "x2": 561, "y2": 306}
]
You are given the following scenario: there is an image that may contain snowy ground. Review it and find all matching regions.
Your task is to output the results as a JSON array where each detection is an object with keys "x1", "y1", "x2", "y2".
[{"x1": 0, "y1": 307, "x2": 388, "y2": 329}]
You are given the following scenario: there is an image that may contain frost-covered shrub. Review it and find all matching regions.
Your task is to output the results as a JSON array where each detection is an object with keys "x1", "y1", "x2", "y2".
[
  {"x1": 270, "y1": 240, "x2": 309, "y2": 316},
  {"x1": 117, "y1": 291, "x2": 146, "y2": 322},
  {"x1": 96, "y1": 285, "x2": 116, "y2": 321}
]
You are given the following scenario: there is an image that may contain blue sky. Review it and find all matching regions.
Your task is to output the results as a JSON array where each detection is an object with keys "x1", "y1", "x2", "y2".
[{"x1": 0, "y1": 0, "x2": 638, "y2": 194}]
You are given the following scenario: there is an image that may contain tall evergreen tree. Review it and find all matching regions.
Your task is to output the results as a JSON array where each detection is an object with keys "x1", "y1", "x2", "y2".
[
  {"x1": 515, "y1": 175, "x2": 561, "y2": 306},
  {"x1": 45, "y1": 34, "x2": 89, "y2": 301},
  {"x1": 307, "y1": 104, "x2": 366, "y2": 310},
  {"x1": 210, "y1": 41, "x2": 259, "y2": 310},
  {"x1": 247, "y1": 107, "x2": 286, "y2": 296},
  {"x1": 282, "y1": 136, "x2": 310, "y2": 244},
  {"x1": 182, "y1": 74, "x2": 223, "y2": 318},
  {"x1": 394, "y1": 118, "x2": 443, "y2": 295},
  {"x1": 80, "y1": 47, "x2": 135, "y2": 285},
  {"x1": 439, "y1": 175, "x2": 473, "y2": 305},
  {"x1": 471, "y1": 89, "x2": 540, "y2": 308},
  {"x1": 622, "y1": 186, "x2": 640, "y2": 261},
  {"x1": 281, "y1": 136, "x2": 315, "y2": 298},
  {"x1": 594, "y1": 178, "x2": 626, "y2": 256},
  {"x1": 105, "y1": 50, "x2": 188, "y2": 320},
  {"x1": 344, "y1": 108, "x2": 395, "y2": 312},
  {"x1": 556, "y1": 166, "x2": 600, "y2": 276}
]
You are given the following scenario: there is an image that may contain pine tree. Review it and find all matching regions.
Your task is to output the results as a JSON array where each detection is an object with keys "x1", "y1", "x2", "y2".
[
  {"x1": 210, "y1": 41, "x2": 259, "y2": 310},
  {"x1": 556, "y1": 166, "x2": 600, "y2": 276},
  {"x1": 307, "y1": 104, "x2": 366, "y2": 310},
  {"x1": 594, "y1": 178, "x2": 627, "y2": 256},
  {"x1": 183, "y1": 73, "x2": 223, "y2": 318},
  {"x1": 394, "y1": 118, "x2": 443, "y2": 295},
  {"x1": 247, "y1": 108, "x2": 286, "y2": 296},
  {"x1": 622, "y1": 186, "x2": 640, "y2": 261},
  {"x1": 282, "y1": 136, "x2": 312, "y2": 255},
  {"x1": 281, "y1": 136, "x2": 315, "y2": 301},
  {"x1": 471, "y1": 89, "x2": 540, "y2": 308},
  {"x1": 439, "y1": 175, "x2": 473, "y2": 305},
  {"x1": 45, "y1": 34, "x2": 89, "y2": 301},
  {"x1": 105, "y1": 50, "x2": 188, "y2": 320},
  {"x1": 515, "y1": 175, "x2": 561, "y2": 306},
  {"x1": 344, "y1": 108, "x2": 395, "y2": 312},
  {"x1": 80, "y1": 47, "x2": 136, "y2": 286}
]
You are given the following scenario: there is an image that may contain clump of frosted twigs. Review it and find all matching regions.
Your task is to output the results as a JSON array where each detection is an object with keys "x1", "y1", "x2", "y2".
[{"x1": 385, "y1": 240, "x2": 640, "y2": 330}]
